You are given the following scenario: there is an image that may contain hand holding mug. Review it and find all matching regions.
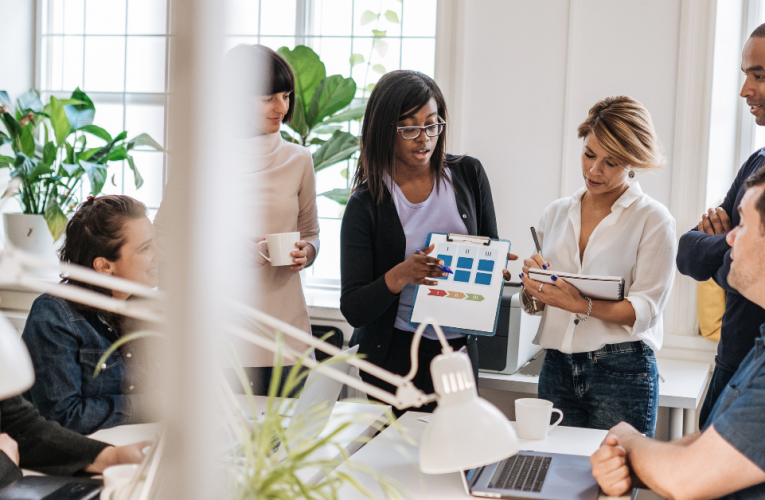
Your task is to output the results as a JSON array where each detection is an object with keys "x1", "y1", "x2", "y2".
[{"x1": 289, "y1": 241, "x2": 316, "y2": 272}]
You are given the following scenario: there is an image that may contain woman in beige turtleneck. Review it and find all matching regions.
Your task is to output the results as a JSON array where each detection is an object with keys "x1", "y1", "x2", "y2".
[{"x1": 155, "y1": 45, "x2": 319, "y2": 393}]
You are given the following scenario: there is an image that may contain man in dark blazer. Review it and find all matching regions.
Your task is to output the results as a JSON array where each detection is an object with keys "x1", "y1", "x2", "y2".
[{"x1": 0, "y1": 395, "x2": 147, "y2": 488}]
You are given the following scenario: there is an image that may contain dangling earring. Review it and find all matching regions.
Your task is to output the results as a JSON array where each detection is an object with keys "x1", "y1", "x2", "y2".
[{"x1": 628, "y1": 169, "x2": 635, "y2": 179}]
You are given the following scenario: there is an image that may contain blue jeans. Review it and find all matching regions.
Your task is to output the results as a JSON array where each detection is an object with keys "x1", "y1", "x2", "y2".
[{"x1": 538, "y1": 342, "x2": 659, "y2": 437}]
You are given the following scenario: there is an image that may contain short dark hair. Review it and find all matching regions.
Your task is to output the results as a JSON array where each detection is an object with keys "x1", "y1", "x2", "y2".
[
  {"x1": 222, "y1": 44, "x2": 295, "y2": 124},
  {"x1": 745, "y1": 165, "x2": 765, "y2": 232},
  {"x1": 353, "y1": 70, "x2": 458, "y2": 203},
  {"x1": 752, "y1": 23, "x2": 765, "y2": 38}
]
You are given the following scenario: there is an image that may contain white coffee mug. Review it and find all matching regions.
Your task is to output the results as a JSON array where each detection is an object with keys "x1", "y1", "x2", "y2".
[
  {"x1": 103, "y1": 464, "x2": 139, "y2": 490},
  {"x1": 257, "y1": 232, "x2": 301, "y2": 267},
  {"x1": 515, "y1": 398, "x2": 564, "y2": 440}
]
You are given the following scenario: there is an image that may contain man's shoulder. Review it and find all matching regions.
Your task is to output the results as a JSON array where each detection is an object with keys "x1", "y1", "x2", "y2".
[{"x1": 742, "y1": 148, "x2": 765, "y2": 176}]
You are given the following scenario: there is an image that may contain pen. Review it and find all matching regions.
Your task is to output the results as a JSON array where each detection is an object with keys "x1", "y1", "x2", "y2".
[
  {"x1": 530, "y1": 227, "x2": 543, "y2": 257},
  {"x1": 415, "y1": 248, "x2": 453, "y2": 274}
]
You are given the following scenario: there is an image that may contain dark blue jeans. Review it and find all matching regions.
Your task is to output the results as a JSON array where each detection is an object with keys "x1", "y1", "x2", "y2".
[{"x1": 538, "y1": 342, "x2": 659, "y2": 437}]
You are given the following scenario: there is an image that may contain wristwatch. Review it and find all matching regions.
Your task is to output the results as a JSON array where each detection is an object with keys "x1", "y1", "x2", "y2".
[{"x1": 520, "y1": 289, "x2": 537, "y2": 315}]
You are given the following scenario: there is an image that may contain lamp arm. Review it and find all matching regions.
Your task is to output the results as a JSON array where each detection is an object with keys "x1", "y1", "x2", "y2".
[
  {"x1": 232, "y1": 301, "x2": 416, "y2": 390},
  {"x1": 226, "y1": 323, "x2": 436, "y2": 410},
  {"x1": 8, "y1": 247, "x2": 163, "y2": 299},
  {"x1": 403, "y1": 317, "x2": 453, "y2": 383}
]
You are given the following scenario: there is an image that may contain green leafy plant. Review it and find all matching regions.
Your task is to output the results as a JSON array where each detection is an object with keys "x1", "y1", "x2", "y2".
[
  {"x1": 349, "y1": 2, "x2": 402, "y2": 96},
  {"x1": 0, "y1": 88, "x2": 162, "y2": 240},
  {"x1": 277, "y1": 46, "x2": 365, "y2": 206}
]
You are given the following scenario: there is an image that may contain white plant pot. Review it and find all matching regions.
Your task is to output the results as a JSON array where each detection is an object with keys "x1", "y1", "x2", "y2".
[{"x1": 3, "y1": 213, "x2": 62, "y2": 278}]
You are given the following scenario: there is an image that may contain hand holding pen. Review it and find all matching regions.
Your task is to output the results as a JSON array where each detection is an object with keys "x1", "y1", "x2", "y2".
[{"x1": 384, "y1": 243, "x2": 450, "y2": 294}]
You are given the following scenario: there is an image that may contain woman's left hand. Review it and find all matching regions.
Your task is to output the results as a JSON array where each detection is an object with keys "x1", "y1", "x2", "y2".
[
  {"x1": 289, "y1": 241, "x2": 316, "y2": 271},
  {"x1": 520, "y1": 272, "x2": 589, "y2": 314}
]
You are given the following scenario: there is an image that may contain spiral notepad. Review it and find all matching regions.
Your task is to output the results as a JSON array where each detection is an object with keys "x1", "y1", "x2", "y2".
[{"x1": 528, "y1": 268, "x2": 625, "y2": 301}]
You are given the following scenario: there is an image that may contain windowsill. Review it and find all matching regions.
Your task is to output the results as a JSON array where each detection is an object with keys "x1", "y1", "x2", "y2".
[{"x1": 304, "y1": 285, "x2": 344, "y2": 321}]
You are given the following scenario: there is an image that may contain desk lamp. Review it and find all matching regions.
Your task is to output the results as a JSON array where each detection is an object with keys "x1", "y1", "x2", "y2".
[{"x1": 228, "y1": 302, "x2": 519, "y2": 474}]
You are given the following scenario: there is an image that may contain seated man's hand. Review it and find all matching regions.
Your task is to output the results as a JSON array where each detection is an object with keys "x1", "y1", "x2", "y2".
[
  {"x1": 84, "y1": 441, "x2": 152, "y2": 474},
  {"x1": 698, "y1": 207, "x2": 732, "y2": 235},
  {"x1": 0, "y1": 433, "x2": 19, "y2": 466},
  {"x1": 590, "y1": 435, "x2": 631, "y2": 497}
]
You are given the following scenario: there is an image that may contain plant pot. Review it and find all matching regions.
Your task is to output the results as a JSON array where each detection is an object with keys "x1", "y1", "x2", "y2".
[{"x1": 3, "y1": 213, "x2": 62, "y2": 279}]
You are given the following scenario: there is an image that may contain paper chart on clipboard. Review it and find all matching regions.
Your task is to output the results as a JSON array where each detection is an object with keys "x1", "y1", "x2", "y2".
[{"x1": 408, "y1": 233, "x2": 510, "y2": 336}]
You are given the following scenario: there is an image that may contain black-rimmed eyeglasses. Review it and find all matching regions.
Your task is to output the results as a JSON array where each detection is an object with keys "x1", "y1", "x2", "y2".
[{"x1": 396, "y1": 120, "x2": 446, "y2": 140}]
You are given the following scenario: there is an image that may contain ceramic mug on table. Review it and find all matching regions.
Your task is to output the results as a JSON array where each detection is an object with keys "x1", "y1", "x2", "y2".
[
  {"x1": 515, "y1": 398, "x2": 564, "y2": 440},
  {"x1": 257, "y1": 232, "x2": 301, "y2": 267}
]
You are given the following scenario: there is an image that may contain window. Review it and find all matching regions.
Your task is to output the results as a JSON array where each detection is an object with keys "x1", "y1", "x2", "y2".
[
  {"x1": 37, "y1": 0, "x2": 169, "y2": 219},
  {"x1": 225, "y1": 0, "x2": 439, "y2": 286},
  {"x1": 707, "y1": 0, "x2": 763, "y2": 208}
]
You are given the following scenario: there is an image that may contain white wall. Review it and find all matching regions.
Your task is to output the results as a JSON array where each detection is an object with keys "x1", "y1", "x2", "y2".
[
  {"x1": 0, "y1": 0, "x2": 35, "y2": 100},
  {"x1": 442, "y1": 0, "x2": 682, "y2": 279}
]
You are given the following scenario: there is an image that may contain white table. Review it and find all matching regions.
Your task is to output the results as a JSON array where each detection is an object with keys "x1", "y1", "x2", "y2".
[
  {"x1": 335, "y1": 411, "x2": 634, "y2": 500},
  {"x1": 480, "y1": 357, "x2": 711, "y2": 439},
  {"x1": 89, "y1": 396, "x2": 390, "y2": 485}
]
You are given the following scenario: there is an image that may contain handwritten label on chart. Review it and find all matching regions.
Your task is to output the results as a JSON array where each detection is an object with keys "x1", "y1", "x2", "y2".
[{"x1": 428, "y1": 288, "x2": 484, "y2": 302}]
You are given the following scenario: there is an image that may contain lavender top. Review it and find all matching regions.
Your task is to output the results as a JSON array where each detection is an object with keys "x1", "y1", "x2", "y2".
[{"x1": 387, "y1": 171, "x2": 468, "y2": 340}]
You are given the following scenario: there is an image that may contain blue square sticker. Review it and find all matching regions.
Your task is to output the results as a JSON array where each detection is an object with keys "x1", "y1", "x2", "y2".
[
  {"x1": 478, "y1": 259, "x2": 495, "y2": 272},
  {"x1": 457, "y1": 257, "x2": 474, "y2": 270},
  {"x1": 438, "y1": 254, "x2": 453, "y2": 267},
  {"x1": 454, "y1": 270, "x2": 471, "y2": 283},
  {"x1": 475, "y1": 273, "x2": 492, "y2": 286}
]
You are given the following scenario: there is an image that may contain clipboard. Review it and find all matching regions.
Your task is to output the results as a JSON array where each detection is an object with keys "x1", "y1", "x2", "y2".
[
  {"x1": 528, "y1": 268, "x2": 625, "y2": 301},
  {"x1": 408, "y1": 233, "x2": 511, "y2": 337}
]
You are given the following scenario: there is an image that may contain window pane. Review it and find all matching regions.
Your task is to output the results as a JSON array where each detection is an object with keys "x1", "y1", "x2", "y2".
[
  {"x1": 43, "y1": 36, "x2": 64, "y2": 90},
  {"x1": 84, "y1": 37, "x2": 126, "y2": 91},
  {"x1": 402, "y1": 0, "x2": 437, "y2": 37},
  {"x1": 91, "y1": 100, "x2": 125, "y2": 140},
  {"x1": 310, "y1": 218, "x2": 341, "y2": 280},
  {"x1": 314, "y1": 37, "x2": 352, "y2": 78},
  {"x1": 259, "y1": 36, "x2": 295, "y2": 51},
  {"x1": 45, "y1": 0, "x2": 65, "y2": 34},
  {"x1": 127, "y1": 0, "x2": 167, "y2": 34},
  {"x1": 260, "y1": 0, "x2": 295, "y2": 36},
  {"x1": 126, "y1": 37, "x2": 166, "y2": 92},
  {"x1": 85, "y1": 0, "x2": 127, "y2": 35},
  {"x1": 100, "y1": 161, "x2": 125, "y2": 196},
  {"x1": 226, "y1": 0, "x2": 259, "y2": 35},
  {"x1": 125, "y1": 100, "x2": 165, "y2": 148},
  {"x1": 63, "y1": 0, "x2": 85, "y2": 34},
  {"x1": 123, "y1": 151, "x2": 164, "y2": 207},
  {"x1": 401, "y1": 38, "x2": 435, "y2": 76},
  {"x1": 313, "y1": 0, "x2": 352, "y2": 37},
  {"x1": 62, "y1": 35, "x2": 84, "y2": 90}
]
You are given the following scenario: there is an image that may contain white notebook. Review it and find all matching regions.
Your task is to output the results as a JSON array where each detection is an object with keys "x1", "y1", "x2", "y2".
[{"x1": 528, "y1": 268, "x2": 625, "y2": 301}]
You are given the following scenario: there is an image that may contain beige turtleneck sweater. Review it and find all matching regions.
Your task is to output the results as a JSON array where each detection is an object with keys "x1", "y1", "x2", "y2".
[{"x1": 155, "y1": 132, "x2": 320, "y2": 367}]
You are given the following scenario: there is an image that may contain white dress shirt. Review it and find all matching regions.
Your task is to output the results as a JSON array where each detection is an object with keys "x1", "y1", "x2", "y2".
[{"x1": 533, "y1": 182, "x2": 676, "y2": 353}]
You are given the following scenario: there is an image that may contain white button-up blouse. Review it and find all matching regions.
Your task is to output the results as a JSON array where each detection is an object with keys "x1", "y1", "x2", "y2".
[{"x1": 532, "y1": 182, "x2": 677, "y2": 354}]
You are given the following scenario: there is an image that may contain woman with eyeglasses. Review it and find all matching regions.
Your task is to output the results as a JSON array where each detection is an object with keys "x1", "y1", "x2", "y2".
[{"x1": 340, "y1": 70, "x2": 511, "y2": 415}]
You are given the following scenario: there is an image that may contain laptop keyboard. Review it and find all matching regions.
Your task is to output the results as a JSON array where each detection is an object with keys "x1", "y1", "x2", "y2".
[{"x1": 488, "y1": 454, "x2": 552, "y2": 493}]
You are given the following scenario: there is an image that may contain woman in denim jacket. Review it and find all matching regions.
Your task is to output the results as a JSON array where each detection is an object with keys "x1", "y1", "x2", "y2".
[{"x1": 22, "y1": 195, "x2": 162, "y2": 434}]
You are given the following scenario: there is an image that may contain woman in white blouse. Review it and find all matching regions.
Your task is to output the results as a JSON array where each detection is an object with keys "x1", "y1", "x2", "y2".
[{"x1": 504, "y1": 96, "x2": 676, "y2": 437}]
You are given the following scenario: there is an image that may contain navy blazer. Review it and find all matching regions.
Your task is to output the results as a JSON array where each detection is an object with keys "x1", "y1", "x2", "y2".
[{"x1": 340, "y1": 156, "x2": 499, "y2": 368}]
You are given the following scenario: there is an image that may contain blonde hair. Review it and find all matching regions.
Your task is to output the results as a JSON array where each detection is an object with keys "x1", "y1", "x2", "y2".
[{"x1": 577, "y1": 96, "x2": 665, "y2": 171}]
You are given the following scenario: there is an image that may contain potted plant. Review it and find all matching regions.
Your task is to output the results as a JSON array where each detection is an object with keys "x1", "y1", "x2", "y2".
[
  {"x1": 0, "y1": 88, "x2": 162, "y2": 257},
  {"x1": 277, "y1": 46, "x2": 366, "y2": 207}
]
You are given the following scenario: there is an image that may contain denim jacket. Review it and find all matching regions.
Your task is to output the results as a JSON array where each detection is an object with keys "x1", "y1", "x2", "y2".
[{"x1": 22, "y1": 294, "x2": 147, "y2": 434}]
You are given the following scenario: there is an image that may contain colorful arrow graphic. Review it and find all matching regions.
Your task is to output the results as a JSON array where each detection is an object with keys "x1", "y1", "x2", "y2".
[{"x1": 427, "y1": 289, "x2": 484, "y2": 302}]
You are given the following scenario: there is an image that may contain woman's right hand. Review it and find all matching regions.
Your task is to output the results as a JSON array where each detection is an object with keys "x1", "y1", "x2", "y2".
[
  {"x1": 384, "y1": 243, "x2": 447, "y2": 294},
  {"x1": 521, "y1": 253, "x2": 550, "y2": 275}
]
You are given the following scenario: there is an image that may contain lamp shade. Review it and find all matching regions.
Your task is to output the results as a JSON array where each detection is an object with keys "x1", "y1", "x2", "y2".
[
  {"x1": 420, "y1": 351, "x2": 518, "y2": 474},
  {"x1": 0, "y1": 313, "x2": 34, "y2": 399}
]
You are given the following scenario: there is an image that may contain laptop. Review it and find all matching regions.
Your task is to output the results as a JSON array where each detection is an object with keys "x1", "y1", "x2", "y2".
[
  {"x1": 461, "y1": 451, "x2": 599, "y2": 500},
  {"x1": 0, "y1": 476, "x2": 102, "y2": 500}
]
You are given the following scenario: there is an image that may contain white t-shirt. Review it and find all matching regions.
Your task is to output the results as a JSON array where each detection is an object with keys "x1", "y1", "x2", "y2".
[{"x1": 533, "y1": 182, "x2": 676, "y2": 353}]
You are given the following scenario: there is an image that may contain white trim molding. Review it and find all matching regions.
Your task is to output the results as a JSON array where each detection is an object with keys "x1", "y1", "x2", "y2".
[
  {"x1": 435, "y1": 0, "x2": 468, "y2": 153},
  {"x1": 665, "y1": 0, "x2": 718, "y2": 338}
]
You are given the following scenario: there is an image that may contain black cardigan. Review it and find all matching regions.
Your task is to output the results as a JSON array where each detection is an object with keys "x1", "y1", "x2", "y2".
[
  {"x1": 340, "y1": 156, "x2": 499, "y2": 368},
  {"x1": 0, "y1": 396, "x2": 109, "y2": 488}
]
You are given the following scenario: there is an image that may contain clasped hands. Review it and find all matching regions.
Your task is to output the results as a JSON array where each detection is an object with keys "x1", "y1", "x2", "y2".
[
  {"x1": 589, "y1": 422, "x2": 642, "y2": 497},
  {"x1": 0, "y1": 432, "x2": 149, "y2": 474},
  {"x1": 502, "y1": 254, "x2": 589, "y2": 315},
  {"x1": 698, "y1": 207, "x2": 731, "y2": 236}
]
